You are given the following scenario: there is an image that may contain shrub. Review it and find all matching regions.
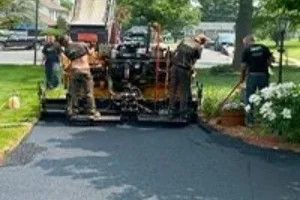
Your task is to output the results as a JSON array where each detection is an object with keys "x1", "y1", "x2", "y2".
[
  {"x1": 245, "y1": 82, "x2": 300, "y2": 142},
  {"x1": 209, "y1": 64, "x2": 235, "y2": 75},
  {"x1": 201, "y1": 88, "x2": 231, "y2": 118},
  {"x1": 40, "y1": 28, "x2": 65, "y2": 37},
  {"x1": 202, "y1": 96, "x2": 219, "y2": 118}
]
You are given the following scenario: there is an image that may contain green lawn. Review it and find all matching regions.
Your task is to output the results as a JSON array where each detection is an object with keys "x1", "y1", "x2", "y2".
[
  {"x1": 196, "y1": 66, "x2": 300, "y2": 117},
  {"x1": 0, "y1": 65, "x2": 43, "y2": 152},
  {"x1": 1, "y1": 64, "x2": 300, "y2": 153},
  {"x1": 0, "y1": 125, "x2": 31, "y2": 155},
  {"x1": 261, "y1": 39, "x2": 300, "y2": 60},
  {"x1": 0, "y1": 65, "x2": 43, "y2": 124}
]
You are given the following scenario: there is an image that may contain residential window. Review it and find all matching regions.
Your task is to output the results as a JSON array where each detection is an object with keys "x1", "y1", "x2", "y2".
[{"x1": 50, "y1": 10, "x2": 57, "y2": 20}]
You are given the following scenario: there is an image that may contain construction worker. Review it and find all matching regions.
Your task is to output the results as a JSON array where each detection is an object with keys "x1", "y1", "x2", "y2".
[
  {"x1": 42, "y1": 35, "x2": 62, "y2": 89},
  {"x1": 58, "y1": 35, "x2": 101, "y2": 119},
  {"x1": 169, "y1": 33, "x2": 208, "y2": 119},
  {"x1": 240, "y1": 35, "x2": 273, "y2": 126}
]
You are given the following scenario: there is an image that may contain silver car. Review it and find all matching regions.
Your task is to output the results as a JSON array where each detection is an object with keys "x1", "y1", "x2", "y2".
[{"x1": 214, "y1": 33, "x2": 235, "y2": 51}]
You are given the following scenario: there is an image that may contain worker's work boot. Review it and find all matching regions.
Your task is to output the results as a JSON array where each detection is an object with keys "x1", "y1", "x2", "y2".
[{"x1": 88, "y1": 110, "x2": 101, "y2": 120}]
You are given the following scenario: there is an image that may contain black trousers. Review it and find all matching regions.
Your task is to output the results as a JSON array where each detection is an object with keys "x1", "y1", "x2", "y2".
[{"x1": 169, "y1": 65, "x2": 192, "y2": 115}]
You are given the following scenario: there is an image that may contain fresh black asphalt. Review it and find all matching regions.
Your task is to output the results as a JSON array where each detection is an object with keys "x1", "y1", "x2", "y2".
[{"x1": 1, "y1": 120, "x2": 300, "y2": 200}]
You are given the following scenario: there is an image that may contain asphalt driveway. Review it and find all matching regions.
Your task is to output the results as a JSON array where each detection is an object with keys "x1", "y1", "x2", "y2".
[{"x1": 1, "y1": 120, "x2": 300, "y2": 200}]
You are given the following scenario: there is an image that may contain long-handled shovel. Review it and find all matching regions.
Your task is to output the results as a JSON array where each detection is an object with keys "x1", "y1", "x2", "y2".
[{"x1": 205, "y1": 81, "x2": 242, "y2": 124}]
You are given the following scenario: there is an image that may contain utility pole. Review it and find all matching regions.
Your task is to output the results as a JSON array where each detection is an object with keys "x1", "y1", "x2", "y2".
[{"x1": 34, "y1": 0, "x2": 39, "y2": 65}]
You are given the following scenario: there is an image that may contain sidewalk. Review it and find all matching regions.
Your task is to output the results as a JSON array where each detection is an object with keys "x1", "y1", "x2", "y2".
[
  {"x1": 222, "y1": 46, "x2": 300, "y2": 67},
  {"x1": 273, "y1": 52, "x2": 300, "y2": 67}
]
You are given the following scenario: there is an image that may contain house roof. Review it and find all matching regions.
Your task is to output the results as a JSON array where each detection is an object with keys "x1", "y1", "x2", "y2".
[{"x1": 40, "y1": 0, "x2": 68, "y2": 12}]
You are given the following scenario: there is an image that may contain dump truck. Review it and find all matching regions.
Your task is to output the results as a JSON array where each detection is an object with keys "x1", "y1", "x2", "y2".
[{"x1": 69, "y1": 0, "x2": 119, "y2": 45}]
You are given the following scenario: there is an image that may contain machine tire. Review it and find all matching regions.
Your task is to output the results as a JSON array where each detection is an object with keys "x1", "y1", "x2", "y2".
[{"x1": 189, "y1": 112, "x2": 199, "y2": 123}]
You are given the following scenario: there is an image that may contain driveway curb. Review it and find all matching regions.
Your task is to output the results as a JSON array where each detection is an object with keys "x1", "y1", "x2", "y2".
[
  {"x1": 0, "y1": 118, "x2": 38, "y2": 166},
  {"x1": 199, "y1": 119, "x2": 300, "y2": 153}
]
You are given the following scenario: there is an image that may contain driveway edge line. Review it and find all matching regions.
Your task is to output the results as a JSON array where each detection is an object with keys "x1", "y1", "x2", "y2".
[
  {"x1": 199, "y1": 120, "x2": 300, "y2": 153},
  {"x1": 0, "y1": 118, "x2": 38, "y2": 166}
]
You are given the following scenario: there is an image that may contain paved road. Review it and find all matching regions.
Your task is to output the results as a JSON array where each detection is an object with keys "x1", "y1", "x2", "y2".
[
  {"x1": 1, "y1": 120, "x2": 300, "y2": 200},
  {"x1": 0, "y1": 49, "x2": 43, "y2": 65},
  {"x1": 0, "y1": 48, "x2": 231, "y2": 67},
  {"x1": 195, "y1": 48, "x2": 232, "y2": 68}
]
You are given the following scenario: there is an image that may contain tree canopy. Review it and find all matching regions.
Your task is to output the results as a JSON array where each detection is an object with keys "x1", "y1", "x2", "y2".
[
  {"x1": 61, "y1": 0, "x2": 73, "y2": 11},
  {"x1": 0, "y1": 0, "x2": 35, "y2": 29},
  {"x1": 263, "y1": 0, "x2": 300, "y2": 12},
  {"x1": 0, "y1": 0, "x2": 10, "y2": 8},
  {"x1": 199, "y1": 0, "x2": 239, "y2": 22},
  {"x1": 116, "y1": 0, "x2": 201, "y2": 34},
  {"x1": 253, "y1": 0, "x2": 300, "y2": 39}
]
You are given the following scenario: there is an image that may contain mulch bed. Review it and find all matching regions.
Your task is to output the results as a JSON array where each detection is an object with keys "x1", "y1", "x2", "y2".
[{"x1": 208, "y1": 117, "x2": 300, "y2": 153}]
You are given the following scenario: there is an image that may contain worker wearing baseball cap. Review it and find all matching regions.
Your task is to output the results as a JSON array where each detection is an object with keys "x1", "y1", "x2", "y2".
[{"x1": 169, "y1": 33, "x2": 208, "y2": 120}]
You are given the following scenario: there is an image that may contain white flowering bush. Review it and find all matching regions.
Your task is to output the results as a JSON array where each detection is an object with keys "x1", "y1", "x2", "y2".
[{"x1": 245, "y1": 82, "x2": 300, "y2": 141}]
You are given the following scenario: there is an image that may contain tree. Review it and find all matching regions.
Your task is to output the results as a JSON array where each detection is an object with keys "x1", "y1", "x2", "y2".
[
  {"x1": 0, "y1": 0, "x2": 10, "y2": 27},
  {"x1": 232, "y1": 0, "x2": 253, "y2": 69},
  {"x1": 115, "y1": 4, "x2": 131, "y2": 28},
  {"x1": 253, "y1": 0, "x2": 300, "y2": 37},
  {"x1": 0, "y1": 0, "x2": 35, "y2": 29},
  {"x1": 252, "y1": 0, "x2": 300, "y2": 46},
  {"x1": 199, "y1": 0, "x2": 239, "y2": 22},
  {"x1": 61, "y1": 0, "x2": 73, "y2": 11},
  {"x1": 116, "y1": 0, "x2": 201, "y2": 33},
  {"x1": 263, "y1": 0, "x2": 300, "y2": 12},
  {"x1": 0, "y1": 0, "x2": 10, "y2": 8},
  {"x1": 56, "y1": 15, "x2": 68, "y2": 31}
]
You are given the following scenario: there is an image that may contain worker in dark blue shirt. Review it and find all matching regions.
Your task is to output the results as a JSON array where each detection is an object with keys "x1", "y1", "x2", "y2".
[
  {"x1": 240, "y1": 35, "x2": 274, "y2": 126},
  {"x1": 42, "y1": 35, "x2": 62, "y2": 89}
]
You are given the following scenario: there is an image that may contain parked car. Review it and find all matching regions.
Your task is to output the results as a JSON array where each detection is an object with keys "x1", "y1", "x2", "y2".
[
  {"x1": 0, "y1": 33, "x2": 46, "y2": 51},
  {"x1": 204, "y1": 36, "x2": 215, "y2": 48},
  {"x1": 214, "y1": 33, "x2": 235, "y2": 51}
]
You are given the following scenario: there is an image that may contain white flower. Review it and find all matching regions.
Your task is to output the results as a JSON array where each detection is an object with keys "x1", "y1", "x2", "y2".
[
  {"x1": 281, "y1": 108, "x2": 292, "y2": 119},
  {"x1": 260, "y1": 87, "x2": 275, "y2": 100},
  {"x1": 249, "y1": 94, "x2": 261, "y2": 105},
  {"x1": 259, "y1": 102, "x2": 273, "y2": 115},
  {"x1": 259, "y1": 102, "x2": 276, "y2": 121},
  {"x1": 222, "y1": 102, "x2": 244, "y2": 110},
  {"x1": 267, "y1": 111, "x2": 276, "y2": 121},
  {"x1": 245, "y1": 105, "x2": 251, "y2": 113}
]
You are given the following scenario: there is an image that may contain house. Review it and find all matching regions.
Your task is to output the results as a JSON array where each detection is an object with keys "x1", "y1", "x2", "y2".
[
  {"x1": 39, "y1": 0, "x2": 70, "y2": 27},
  {"x1": 184, "y1": 22, "x2": 235, "y2": 39},
  {"x1": 14, "y1": 0, "x2": 70, "y2": 31}
]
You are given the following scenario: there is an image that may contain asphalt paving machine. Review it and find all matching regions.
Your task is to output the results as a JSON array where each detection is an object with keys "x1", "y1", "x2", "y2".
[{"x1": 38, "y1": 1, "x2": 203, "y2": 126}]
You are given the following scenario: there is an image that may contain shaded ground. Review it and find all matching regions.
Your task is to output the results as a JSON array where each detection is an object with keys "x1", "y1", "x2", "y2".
[{"x1": 1, "y1": 120, "x2": 300, "y2": 200}]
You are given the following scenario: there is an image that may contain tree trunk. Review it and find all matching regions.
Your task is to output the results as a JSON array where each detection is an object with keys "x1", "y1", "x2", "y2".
[{"x1": 232, "y1": 0, "x2": 253, "y2": 70}]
